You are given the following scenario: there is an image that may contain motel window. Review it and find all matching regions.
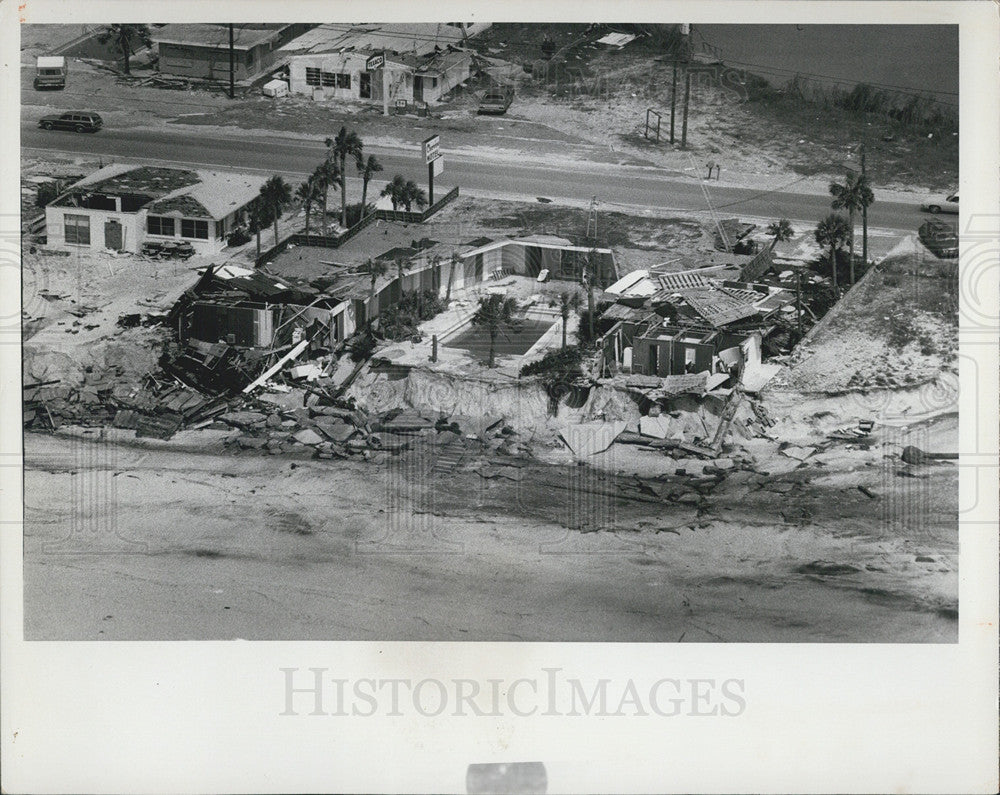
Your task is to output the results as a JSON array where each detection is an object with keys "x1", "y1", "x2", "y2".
[
  {"x1": 305, "y1": 67, "x2": 321, "y2": 87},
  {"x1": 321, "y1": 71, "x2": 336, "y2": 87},
  {"x1": 180, "y1": 219, "x2": 209, "y2": 240},
  {"x1": 336, "y1": 72, "x2": 351, "y2": 89},
  {"x1": 147, "y1": 215, "x2": 175, "y2": 236},
  {"x1": 64, "y1": 214, "x2": 90, "y2": 245}
]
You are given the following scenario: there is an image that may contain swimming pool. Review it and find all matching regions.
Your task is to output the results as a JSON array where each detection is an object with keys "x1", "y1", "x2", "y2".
[{"x1": 442, "y1": 318, "x2": 554, "y2": 361}]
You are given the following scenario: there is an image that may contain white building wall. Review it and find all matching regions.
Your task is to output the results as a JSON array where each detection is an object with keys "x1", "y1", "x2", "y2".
[
  {"x1": 44, "y1": 205, "x2": 227, "y2": 256},
  {"x1": 287, "y1": 52, "x2": 413, "y2": 104},
  {"x1": 44, "y1": 206, "x2": 145, "y2": 253}
]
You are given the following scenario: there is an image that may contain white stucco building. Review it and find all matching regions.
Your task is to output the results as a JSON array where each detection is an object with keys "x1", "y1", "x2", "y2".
[
  {"x1": 280, "y1": 23, "x2": 488, "y2": 106},
  {"x1": 44, "y1": 164, "x2": 267, "y2": 256}
]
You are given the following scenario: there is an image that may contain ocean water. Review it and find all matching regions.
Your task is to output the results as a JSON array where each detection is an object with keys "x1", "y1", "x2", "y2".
[{"x1": 695, "y1": 24, "x2": 958, "y2": 106}]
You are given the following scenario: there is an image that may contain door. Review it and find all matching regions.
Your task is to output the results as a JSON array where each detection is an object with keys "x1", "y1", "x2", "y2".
[
  {"x1": 359, "y1": 71, "x2": 372, "y2": 99},
  {"x1": 413, "y1": 75, "x2": 424, "y2": 102},
  {"x1": 104, "y1": 219, "x2": 123, "y2": 251},
  {"x1": 648, "y1": 344, "x2": 658, "y2": 375}
]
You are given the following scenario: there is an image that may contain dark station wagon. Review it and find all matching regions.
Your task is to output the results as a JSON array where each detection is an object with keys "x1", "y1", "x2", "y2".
[
  {"x1": 38, "y1": 111, "x2": 103, "y2": 133},
  {"x1": 478, "y1": 85, "x2": 515, "y2": 115}
]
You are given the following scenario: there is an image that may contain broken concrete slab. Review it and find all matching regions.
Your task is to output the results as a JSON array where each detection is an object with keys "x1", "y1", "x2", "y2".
[
  {"x1": 781, "y1": 445, "x2": 816, "y2": 462},
  {"x1": 292, "y1": 428, "x2": 324, "y2": 446},
  {"x1": 220, "y1": 411, "x2": 268, "y2": 428},
  {"x1": 626, "y1": 374, "x2": 661, "y2": 389},
  {"x1": 559, "y1": 421, "x2": 627, "y2": 458},
  {"x1": 320, "y1": 423, "x2": 357, "y2": 444},
  {"x1": 638, "y1": 415, "x2": 671, "y2": 439}
]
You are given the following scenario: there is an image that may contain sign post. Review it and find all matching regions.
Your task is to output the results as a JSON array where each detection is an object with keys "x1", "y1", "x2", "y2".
[
  {"x1": 422, "y1": 134, "x2": 442, "y2": 205},
  {"x1": 366, "y1": 52, "x2": 387, "y2": 116}
]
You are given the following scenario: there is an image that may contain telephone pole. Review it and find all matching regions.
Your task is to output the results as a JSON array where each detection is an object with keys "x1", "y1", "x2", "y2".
[
  {"x1": 860, "y1": 143, "x2": 869, "y2": 267},
  {"x1": 228, "y1": 24, "x2": 235, "y2": 99},
  {"x1": 669, "y1": 59, "x2": 678, "y2": 143},
  {"x1": 680, "y1": 24, "x2": 692, "y2": 149}
]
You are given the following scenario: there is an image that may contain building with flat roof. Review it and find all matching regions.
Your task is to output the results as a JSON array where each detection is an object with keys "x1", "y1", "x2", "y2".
[
  {"x1": 279, "y1": 23, "x2": 490, "y2": 105},
  {"x1": 44, "y1": 164, "x2": 267, "y2": 255},
  {"x1": 153, "y1": 23, "x2": 313, "y2": 82}
]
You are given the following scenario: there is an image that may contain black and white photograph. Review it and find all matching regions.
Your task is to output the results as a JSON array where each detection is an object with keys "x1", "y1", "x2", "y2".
[
  {"x1": 3, "y1": 2, "x2": 997, "y2": 793},
  {"x1": 19, "y1": 19, "x2": 964, "y2": 642}
]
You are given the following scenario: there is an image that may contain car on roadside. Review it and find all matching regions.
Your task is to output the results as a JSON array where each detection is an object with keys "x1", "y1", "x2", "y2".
[
  {"x1": 37, "y1": 111, "x2": 103, "y2": 133},
  {"x1": 478, "y1": 85, "x2": 515, "y2": 115},
  {"x1": 918, "y1": 219, "x2": 958, "y2": 259},
  {"x1": 920, "y1": 191, "x2": 958, "y2": 214}
]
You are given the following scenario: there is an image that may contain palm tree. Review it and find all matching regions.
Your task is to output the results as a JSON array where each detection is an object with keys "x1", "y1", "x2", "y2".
[
  {"x1": 380, "y1": 175, "x2": 409, "y2": 219},
  {"x1": 829, "y1": 172, "x2": 874, "y2": 285},
  {"x1": 766, "y1": 218, "x2": 794, "y2": 244},
  {"x1": 814, "y1": 213, "x2": 851, "y2": 292},
  {"x1": 558, "y1": 291, "x2": 580, "y2": 349},
  {"x1": 295, "y1": 178, "x2": 322, "y2": 238},
  {"x1": 97, "y1": 24, "x2": 151, "y2": 75},
  {"x1": 365, "y1": 257, "x2": 389, "y2": 297},
  {"x1": 259, "y1": 175, "x2": 292, "y2": 246},
  {"x1": 471, "y1": 293, "x2": 521, "y2": 368},
  {"x1": 326, "y1": 126, "x2": 364, "y2": 228},
  {"x1": 248, "y1": 200, "x2": 270, "y2": 260},
  {"x1": 402, "y1": 180, "x2": 428, "y2": 213},
  {"x1": 357, "y1": 154, "x2": 383, "y2": 217},
  {"x1": 312, "y1": 160, "x2": 340, "y2": 235}
]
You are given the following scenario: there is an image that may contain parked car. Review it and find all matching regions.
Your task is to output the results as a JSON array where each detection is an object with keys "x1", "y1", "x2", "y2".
[
  {"x1": 920, "y1": 191, "x2": 958, "y2": 214},
  {"x1": 478, "y1": 85, "x2": 515, "y2": 115},
  {"x1": 37, "y1": 111, "x2": 103, "y2": 133},
  {"x1": 918, "y1": 219, "x2": 958, "y2": 259}
]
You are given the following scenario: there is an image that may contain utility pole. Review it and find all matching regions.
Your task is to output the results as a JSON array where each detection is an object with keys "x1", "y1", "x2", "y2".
[
  {"x1": 860, "y1": 142, "x2": 869, "y2": 268},
  {"x1": 669, "y1": 59, "x2": 678, "y2": 144},
  {"x1": 680, "y1": 24, "x2": 692, "y2": 149},
  {"x1": 228, "y1": 24, "x2": 235, "y2": 99},
  {"x1": 795, "y1": 270, "x2": 803, "y2": 340}
]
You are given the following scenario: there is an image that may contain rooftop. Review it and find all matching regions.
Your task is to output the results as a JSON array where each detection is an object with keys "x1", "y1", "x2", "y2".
[
  {"x1": 57, "y1": 165, "x2": 267, "y2": 220},
  {"x1": 151, "y1": 24, "x2": 288, "y2": 51},
  {"x1": 278, "y1": 23, "x2": 467, "y2": 57}
]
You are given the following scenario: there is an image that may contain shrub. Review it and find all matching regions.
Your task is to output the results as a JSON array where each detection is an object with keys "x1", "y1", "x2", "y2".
[
  {"x1": 520, "y1": 345, "x2": 586, "y2": 378},
  {"x1": 348, "y1": 332, "x2": 376, "y2": 362},
  {"x1": 378, "y1": 289, "x2": 447, "y2": 341},
  {"x1": 226, "y1": 226, "x2": 252, "y2": 247}
]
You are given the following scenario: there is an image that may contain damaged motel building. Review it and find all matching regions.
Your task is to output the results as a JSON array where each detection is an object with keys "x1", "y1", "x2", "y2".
[
  {"x1": 280, "y1": 23, "x2": 491, "y2": 106},
  {"x1": 597, "y1": 264, "x2": 795, "y2": 393}
]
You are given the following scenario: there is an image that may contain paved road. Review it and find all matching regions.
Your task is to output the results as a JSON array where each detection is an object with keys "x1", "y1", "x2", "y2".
[{"x1": 22, "y1": 123, "x2": 924, "y2": 231}]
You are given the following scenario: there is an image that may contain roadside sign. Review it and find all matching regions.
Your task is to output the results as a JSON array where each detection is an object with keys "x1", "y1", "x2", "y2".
[
  {"x1": 365, "y1": 52, "x2": 385, "y2": 71},
  {"x1": 394, "y1": 99, "x2": 407, "y2": 108},
  {"x1": 422, "y1": 134, "x2": 441, "y2": 164},
  {"x1": 431, "y1": 155, "x2": 444, "y2": 176}
]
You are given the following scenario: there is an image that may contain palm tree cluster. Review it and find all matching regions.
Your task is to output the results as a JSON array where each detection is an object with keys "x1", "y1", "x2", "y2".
[
  {"x1": 245, "y1": 175, "x2": 293, "y2": 259},
  {"x1": 809, "y1": 167, "x2": 876, "y2": 291},
  {"x1": 380, "y1": 175, "x2": 428, "y2": 218},
  {"x1": 829, "y1": 171, "x2": 874, "y2": 285},
  {"x1": 294, "y1": 126, "x2": 384, "y2": 237}
]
